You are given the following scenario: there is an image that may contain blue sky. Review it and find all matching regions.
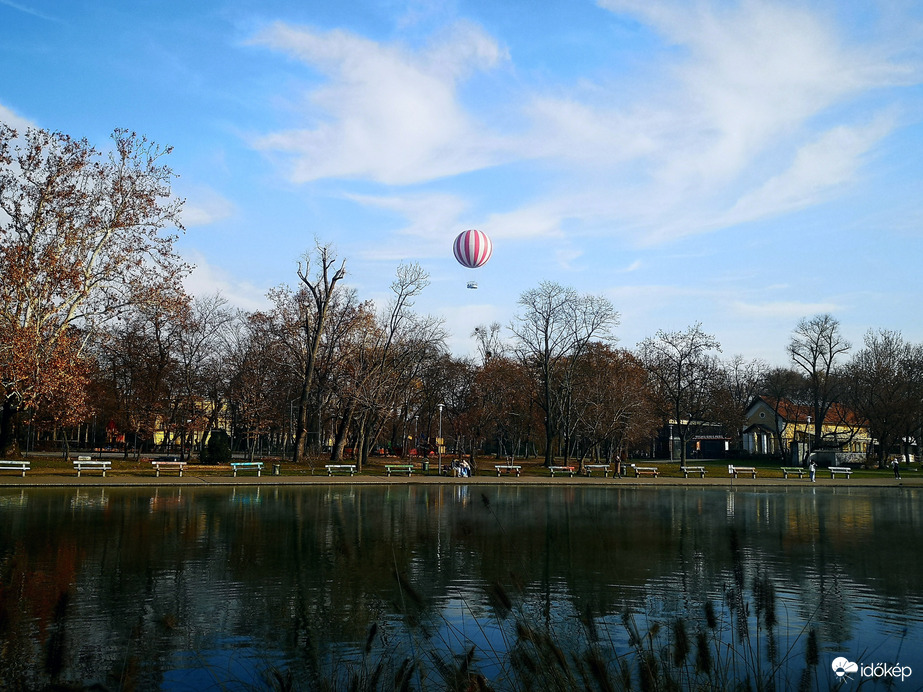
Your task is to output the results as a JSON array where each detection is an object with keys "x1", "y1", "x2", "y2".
[{"x1": 2, "y1": 0, "x2": 922, "y2": 364}]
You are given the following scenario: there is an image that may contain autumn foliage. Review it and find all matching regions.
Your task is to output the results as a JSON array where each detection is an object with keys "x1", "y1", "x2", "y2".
[{"x1": 0, "y1": 124, "x2": 187, "y2": 454}]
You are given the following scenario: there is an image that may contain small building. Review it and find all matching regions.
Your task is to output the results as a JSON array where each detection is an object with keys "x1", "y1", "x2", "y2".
[{"x1": 742, "y1": 396, "x2": 870, "y2": 461}]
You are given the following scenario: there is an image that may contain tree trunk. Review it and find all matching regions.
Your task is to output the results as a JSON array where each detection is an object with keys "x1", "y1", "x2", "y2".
[
  {"x1": 331, "y1": 399, "x2": 358, "y2": 462},
  {"x1": 0, "y1": 398, "x2": 19, "y2": 458}
]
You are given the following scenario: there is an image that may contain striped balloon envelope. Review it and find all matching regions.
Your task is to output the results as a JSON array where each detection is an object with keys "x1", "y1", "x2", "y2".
[{"x1": 453, "y1": 229, "x2": 492, "y2": 269}]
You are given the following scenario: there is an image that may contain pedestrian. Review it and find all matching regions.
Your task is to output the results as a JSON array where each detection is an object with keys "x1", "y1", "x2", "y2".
[
  {"x1": 809, "y1": 460, "x2": 816, "y2": 483},
  {"x1": 892, "y1": 458, "x2": 902, "y2": 480}
]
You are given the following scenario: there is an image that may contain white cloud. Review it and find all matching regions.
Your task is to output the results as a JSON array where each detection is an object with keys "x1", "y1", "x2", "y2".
[
  {"x1": 247, "y1": 1, "x2": 916, "y2": 254},
  {"x1": 250, "y1": 21, "x2": 510, "y2": 185},
  {"x1": 725, "y1": 115, "x2": 895, "y2": 223},
  {"x1": 730, "y1": 300, "x2": 841, "y2": 319},
  {"x1": 0, "y1": 103, "x2": 35, "y2": 131},
  {"x1": 344, "y1": 191, "x2": 469, "y2": 258},
  {"x1": 180, "y1": 186, "x2": 236, "y2": 227},
  {"x1": 182, "y1": 252, "x2": 270, "y2": 312}
]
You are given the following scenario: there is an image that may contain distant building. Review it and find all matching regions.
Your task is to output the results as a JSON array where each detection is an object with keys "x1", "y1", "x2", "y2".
[{"x1": 742, "y1": 396, "x2": 870, "y2": 461}]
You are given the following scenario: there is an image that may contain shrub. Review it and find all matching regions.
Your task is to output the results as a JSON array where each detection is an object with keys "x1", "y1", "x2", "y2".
[{"x1": 201, "y1": 429, "x2": 232, "y2": 465}]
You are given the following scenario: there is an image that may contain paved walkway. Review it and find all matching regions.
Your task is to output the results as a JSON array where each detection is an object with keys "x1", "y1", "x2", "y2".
[{"x1": 0, "y1": 472, "x2": 917, "y2": 488}]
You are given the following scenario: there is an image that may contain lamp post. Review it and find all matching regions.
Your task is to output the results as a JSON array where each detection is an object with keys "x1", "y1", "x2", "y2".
[
  {"x1": 438, "y1": 403, "x2": 444, "y2": 475},
  {"x1": 414, "y1": 415, "x2": 418, "y2": 455}
]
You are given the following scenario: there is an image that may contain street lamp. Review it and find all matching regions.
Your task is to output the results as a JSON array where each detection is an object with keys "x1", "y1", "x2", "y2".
[
  {"x1": 437, "y1": 404, "x2": 444, "y2": 475},
  {"x1": 414, "y1": 415, "x2": 418, "y2": 455}
]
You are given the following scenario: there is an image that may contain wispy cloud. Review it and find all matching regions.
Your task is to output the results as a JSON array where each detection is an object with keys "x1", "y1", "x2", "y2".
[
  {"x1": 0, "y1": 102, "x2": 35, "y2": 131},
  {"x1": 344, "y1": 191, "x2": 470, "y2": 259},
  {"x1": 730, "y1": 299, "x2": 841, "y2": 319},
  {"x1": 724, "y1": 115, "x2": 895, "y2": 224},
  {"x1": 247, "y1": 1, "x2": 918, "y2": 253},
  {"x1": 182, "y1": 252, "x2": 269, "y2": 312},
  {"x1": 250, "y1": 20, "x2": 511, "y2": 185},
  {"x1": 180, "y1": 186, "x2": 236, "y2": 227},
  {"x1": 0, "y1": 0, "x2": 57, "y2": 21}
]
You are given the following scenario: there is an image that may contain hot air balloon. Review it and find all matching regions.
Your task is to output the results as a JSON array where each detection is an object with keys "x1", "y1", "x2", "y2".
[{"x1": 453, "y1": 229, "x2": 491, "y2": 289}]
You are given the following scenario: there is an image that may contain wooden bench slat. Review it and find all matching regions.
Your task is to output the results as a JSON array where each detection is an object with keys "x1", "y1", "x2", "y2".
[
  {"x1": 230, "y1": 462, "x2": 263, "y2": 477},
  {"x1": 495, "y1": 465, "x2": 521, "y2": 477},
  {"x1": 73, "y1": 459, "x2": 112, "y2": 477},
  {"x1": 385, "y1": 464, "x2": 414, "y2": 477},
  {"x1": 326, "y1": 464, "x2": 356, "y2": 476},
  {"x1": 151, "y1": 460, "x2": 187, "y2": 477},
  {"x1": 584, "y1": 464, "x2": 611, "y2": 477},
  {"x1": 0, "y1": 460, "x2": 30, "y2": 477}
]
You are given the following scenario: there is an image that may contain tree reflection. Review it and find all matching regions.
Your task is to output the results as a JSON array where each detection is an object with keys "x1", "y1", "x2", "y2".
[{"x1": 0, "y1": 486, "x2": 919, "y2": 689}]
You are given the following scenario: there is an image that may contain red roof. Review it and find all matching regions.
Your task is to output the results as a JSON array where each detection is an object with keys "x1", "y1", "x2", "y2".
[{"x1": 758, "y1": 397, "x2": 864, "y2": 427}]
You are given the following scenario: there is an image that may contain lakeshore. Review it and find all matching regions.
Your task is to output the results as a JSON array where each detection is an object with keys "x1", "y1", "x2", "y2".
[{"x1": 0, "y1": 456, "x2": 918, "y2": 488}]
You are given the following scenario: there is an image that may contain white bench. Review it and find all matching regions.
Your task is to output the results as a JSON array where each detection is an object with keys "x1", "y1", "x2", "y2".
[
  {"x1": 326, "y1": 464, "x2": 356, "y2": 476},
  {"x1": 780, "y1": 466, "x2": 807, "y2": 479},
  {"x1": 74, "y1": 457, "x2": 111, "y2": 477},
  {"x1": 633, "y1": 466, "x2": 659, "y2": 477},
  {"x1": 829, "y1": 466, "x2": 853, "y2": 479},
  {"x1": 495, "y1": 464, "x2": 522, "y2": 476},
  {"x1": 549, "y1": 465, "x2": 575, "y2": 477},
  {"x1": 231, "y1": 461, "x2": 263, "y2": 477},
  {"x1": 729, "y1": 465, "x2": 756, "y2": 479},
  {"x1": 584, "y1": 464, "x2": 611, "y2": 477},
  {"x1": 0, "y1": 460, "x2": 30, "y2": 477},
  {"x1": 680, "y1": 466, "x2": 706, "y2": 478},
  {"x1": 385, "y1": 464, "x2": 414, "y2": 476},
  {"x1": 152, "y1": 460, "x2": 187, "y2": 477}
]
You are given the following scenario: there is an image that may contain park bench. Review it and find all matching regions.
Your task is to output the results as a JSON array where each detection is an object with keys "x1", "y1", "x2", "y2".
[
  {"x1": 780, "y1": 466, "x2": 807, "y2": 479},
  {"x1": 0, "y1": 460, "x2": 30, "y2": 477},
  {"x1": 152, "y1": 459, "x2": 187, "y2": 477},
  {"x1": 325, "y1": 464, "x2": 357, "y2": 476},
  {"x1": 633, "y1": 466, "x2": 659, "y2": 478},
  {"x1": 584, "y1": 464, "x2": 611, "y2": 477},
  {"x1": 385, "y1": 464, "x2": 414, "y2": 477},
  {"x1": 548, "y1": 465, "x2": 575, "y2": 477},
  {"x1": 829, "y1": 466, "x2": 853, "y2": 479},
  {"x1": 495, "y1": 464, "x2": 522, "y2": 476},
  {"x1": 230, "y1": 461, "x2": 263, "y2": 477},
  {"x1": 680, "y1": 466, "x2": 706, "y2": 478},
  {"x1": 74, "y1": 457, "x2": 111, "y2": 477},
  {"x1": 728, "y1": 465, "x2": 757, "y2": 479}
]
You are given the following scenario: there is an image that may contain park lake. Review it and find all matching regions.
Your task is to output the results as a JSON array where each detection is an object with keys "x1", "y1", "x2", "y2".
[{"x1": 0, "y1": 484, "x2": 920, "y2": 690}]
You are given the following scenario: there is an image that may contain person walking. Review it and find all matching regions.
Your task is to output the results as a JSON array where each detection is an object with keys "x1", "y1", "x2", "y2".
[
  {"x1": 892, "y1": 458, "x2": 902, "y2": 480},
  {"x1": 809, "y1": 460, "x2": 817, "y2": 483}
]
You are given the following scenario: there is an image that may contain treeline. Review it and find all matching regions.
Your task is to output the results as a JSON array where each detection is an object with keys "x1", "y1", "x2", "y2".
[{"x1": 2, "y1": 125, "x2": 922, "y2": 468}]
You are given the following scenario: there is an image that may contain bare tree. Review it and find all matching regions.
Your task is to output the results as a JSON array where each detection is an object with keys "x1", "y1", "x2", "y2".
[
  {"x1": 328, "y1": 263, "x2": 445, "y2": 467},
  {"x1": 471, "y1": 322, "x2": 506, "y2": 364},
  {"x1": 571, "y1": 344, "x2": 659, "y2": 470},
  {"x1": 292, "y1": 242, "x2": 346, "y2": 463},
  {"x1": 714, "y1": 355, "x2": 767, "y2": 450},
  {"x1": 638, "y1": 323, "x2": 722, "y2": 464},
  {"x1": 759, "y1": 366, "x2": 805, "y2": 458},
  {"x1": 509, "y1": 281, "x2": 618, "y2": 466},
  {"x1": 788, "y1": 314, "x2": 850, "y2": 449},
  {"x1": 844, "y1": 330, "x2": 916, "y2": 467}
]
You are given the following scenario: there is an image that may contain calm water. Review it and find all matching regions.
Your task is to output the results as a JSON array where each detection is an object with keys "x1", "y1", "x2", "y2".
[{"x1": 0, "y1": 484, "x2": 920, "y2": 690}]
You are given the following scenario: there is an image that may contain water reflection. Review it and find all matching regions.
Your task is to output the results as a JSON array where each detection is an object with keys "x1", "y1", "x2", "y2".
[{"x1": 0, "y1": 485, "x2": 919, "y2": 690}]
